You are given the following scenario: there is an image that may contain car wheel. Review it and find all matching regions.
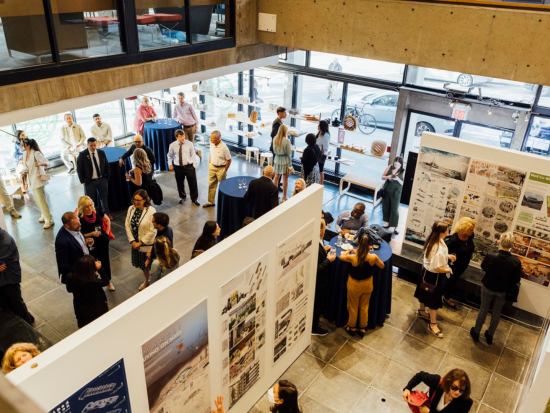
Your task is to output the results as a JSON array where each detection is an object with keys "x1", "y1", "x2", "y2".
[
  {"x1": 457, "y1": 74, "x2": 473, "y2": 87},
  {"x1": 415, "y1": 122, "x2": 435, "y2": 137}
]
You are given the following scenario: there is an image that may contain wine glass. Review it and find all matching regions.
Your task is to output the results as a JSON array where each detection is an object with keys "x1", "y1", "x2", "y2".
[
  {"x1": 87, "y1": 238, "x2": 94, "y2": 251},
  {"x1": 95, "y1": 225, "x2": 102, "y2": 235}
]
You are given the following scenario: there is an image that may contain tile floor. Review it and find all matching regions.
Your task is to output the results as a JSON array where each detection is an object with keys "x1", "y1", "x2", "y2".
[{"x1": 3, "y1": 141, "x2": 542, "y2": 413}]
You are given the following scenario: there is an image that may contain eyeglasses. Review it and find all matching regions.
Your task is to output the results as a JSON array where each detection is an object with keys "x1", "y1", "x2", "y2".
[
  {"x1": 450, "y1": 384, "x2": 466, "y2": 394},
  {"x1": 134, "y1": 141, "x2": 143, "y2": 144}
]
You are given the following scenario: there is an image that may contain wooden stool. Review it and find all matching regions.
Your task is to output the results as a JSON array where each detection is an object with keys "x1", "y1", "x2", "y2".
[
  {"x1": 260, "y1": 152, "x2": 273, "y2": 166},
  {"x1": 246, "y1": 146, "x2": 259, "y2": 164}
]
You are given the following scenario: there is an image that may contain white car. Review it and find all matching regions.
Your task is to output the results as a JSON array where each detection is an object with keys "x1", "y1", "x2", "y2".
[{"x1": 424, "y1": 69, "x2": 493, "y2": 87}]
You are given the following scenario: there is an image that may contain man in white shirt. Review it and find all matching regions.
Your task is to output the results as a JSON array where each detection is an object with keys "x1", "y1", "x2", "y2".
[
  {"x1": 172, "y1": 92, "x2": 202, "y2": 161},
  {"x1": 60, "y1": 114, "x2": 86, "y2": 174},
  {"x1": 90, "y1": 113, "x2": 114, "y2": 147},
  {"x1": 167, "y1": 129, "x2": 200, "y2": 206},
  {"x1": 204, "y1": 130, "x2": 232, "y2": 208}
]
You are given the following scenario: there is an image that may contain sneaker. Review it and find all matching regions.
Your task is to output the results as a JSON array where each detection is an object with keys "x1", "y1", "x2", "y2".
[
  {"x1": 484, "y1": 330, "x2": 493, "y2": 345},
  {"x1": 469, "y1": 327, "x2": 480, "y2": 342},
  {"x1": 203, "y1": 202, "x2": 215, "y2": 208},
  {"x1": 43, "y1": 221, "x2": 55, "y2": 229},
  {"x1": 192, "y1": 200, "x2": 200, "y2": 206},
  {"x1": 38, "y1": 217, "x2": 45, "y2": 223},
  {"x1": 67, "y1": 167, "x2": 75, "y2": 174},
  {"x1": 312, "y1": 327, "x2": 329, "y2": 336},
  {"x1": 9, "y1": 209, "x2": 22, "y2": 219}
]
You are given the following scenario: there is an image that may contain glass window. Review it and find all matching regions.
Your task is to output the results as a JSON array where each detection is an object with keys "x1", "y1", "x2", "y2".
[
  {"x1": 537, "y1": 86, "x2": 550, "y2": 108},
  {"x1": 0, "y1": 3, "x2": 52, "y2": 70},
  {"x1": 523, "y1": 116, "x2": 550, "y2": 157},
  {"x1": 49, "y1": 0, "x2": 123, "y2": 61},
  {"x1": 279, "y1": 50, "x2": 306, "y2": 66},
  {"x1": 124, "y1": 98, "x2": 140, "y2": 132},
  {"x1": 0, "y1": 125, "x2": 16, "y2": 170},
  {"x1": 16, "y1": 113, "x2": 70, "y2": 160},
  {"x1": 74, "y1": 101, "x2": 124, "y2": 140},
  {"x1": 309, "y1": 52, "x2": 405, "y2": 83},
  {"x1": 458, "y1": 123, "x2": 513, "y2": 149},
  {"x1": 191, "y1": 1, "x2": 230, "y2": 43},
  {"x1": 135, "y1": 2, "x2": 188, "y2": 51},
  {"x1": 407, "y1": 66, "x2": 537, "y2": 104},
  {"x1": 402, "y1": 112, "x2": 456, "y2": 162}
]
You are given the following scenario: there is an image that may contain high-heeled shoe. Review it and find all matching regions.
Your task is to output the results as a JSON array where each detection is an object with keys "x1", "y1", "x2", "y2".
[
  {"x1": 357, "y1": 328, "x2": 366, "y2": 338},
  {"x1": 344, "y1": 324, "x2": 356, "y2": 337}
]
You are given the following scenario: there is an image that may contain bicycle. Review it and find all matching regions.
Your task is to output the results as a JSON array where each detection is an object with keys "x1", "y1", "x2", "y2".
[{"x1": 331, "y1": 104, "x2": 377, "y2": 135}]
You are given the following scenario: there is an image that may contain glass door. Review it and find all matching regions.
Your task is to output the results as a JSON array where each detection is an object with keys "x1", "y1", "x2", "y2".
[{"x1": 456, "y1": 122, "x2": 513, "y2": 149}]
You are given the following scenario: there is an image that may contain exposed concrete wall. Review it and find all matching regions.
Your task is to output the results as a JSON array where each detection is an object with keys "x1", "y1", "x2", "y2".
[{"x1": 258, "y1": 0, "x2": 550, "y2": 86}]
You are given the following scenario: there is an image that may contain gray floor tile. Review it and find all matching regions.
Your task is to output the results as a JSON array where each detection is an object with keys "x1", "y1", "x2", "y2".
[
  {"x1": 305, "y1": 331, "x2": 348, "y2": 363},
  {"x1": 248, "y1": 392, "x2": 271, "y2": 413},
  {"x1": 461, "y1": 308, "x2": 512, "y2": 346},
  {"x1": 21, "y1": 273, "x2": 59, "y2": 303},
  {"x1": 407, "y1": 318, "x2": 461, "y2": 351},
  {"x1": 305, "y1": 365, "x2": 367, "y2": 413},
  {"x1": 391, "y1": 335, "x2": 446, "y2": 372},
  {"x1": 351, "y1": 387, "x2": 410, "y2": 413},
  {"x1": 495, "y1": 348, "x2": 530, "y2": 383},
  {"x1": 35, "y1": 323, "x2": 63, "y2": 345},
  {"x1": 299, "y1": 394, "x2": 337, "y2": 413},
  {"x1": 279, "y1": 351, "x2": 326, "y2": 392},
  {"x1": 371, "y1": 359, "x2": 417, "y2": 402},
  {"x1": 330, "y1": 341, "x2": 388, "y2": 385},
  {"x1": 482, "y1": 374, "x2": 520, "y2": 412},
  {"x1": 20, "y1": 261, "x2": 39, "y2": 282},
  {"x1": 437, "y1": 303, "x2": 471, "y2": 326},
  {"x1": 477, "y1": 404, "x2": 500, "y2": 413},
  {"x1": 344, "y1": 324, "x2": 404, "y2": 357},
  {"x1": 447, "y1": 329, "x2": 503, "y2": 371},
  {"x1": 27, "y1": 287, "x2": 74, "y2": 322},
  {"x1": 48, "y1": 310, "x2": 79, "y2": 337},
  {"x1": 437, "y1": 353, "x2": 492, "y2": 401},
  {"x1": 385, "y1": 298, "x2": 417, "y2": 332},
  {"x1": 390, "y1": 279, "x2": 418, "y2": 309},
  {"x1": 504, "y1": 324, "x2": 541, "y2": 356}
]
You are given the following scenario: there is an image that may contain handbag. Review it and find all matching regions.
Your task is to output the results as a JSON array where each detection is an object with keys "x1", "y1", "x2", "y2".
[
  {"x1": 378, "y1": 188, "x2": 386, "y2": 199},
  {"x1": 407, "y1": 379, "x2": 442, "y2": 413},
  {"x1": 34, "y1": 152, "x2": 51, "y2": 181},
  {"x1": 419, "y1": 268, "x2": 438, "y2": 294}
]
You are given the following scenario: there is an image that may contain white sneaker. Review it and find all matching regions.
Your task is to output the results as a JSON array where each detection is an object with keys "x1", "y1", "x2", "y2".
[
  {"x1": 43, "y1": 221, "x2": 54, "y2": 229},
  {"x1": 38, "y1": 217, "x2": 45, "y2": 223},
  {"x1": 9, "y1": 209, "x2": 22, "y2": 219}
]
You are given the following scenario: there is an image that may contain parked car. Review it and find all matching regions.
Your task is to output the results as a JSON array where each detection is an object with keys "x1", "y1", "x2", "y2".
[{"x1": 424, "y1": 69, "x2": 493, "y2": 87}]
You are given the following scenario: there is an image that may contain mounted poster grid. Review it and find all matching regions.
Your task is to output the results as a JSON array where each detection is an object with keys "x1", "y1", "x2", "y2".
[
  {"x1": 404, "y1": 132, "x2": 550, "y2": 316},
  {"x1": 7, "y1": 186, "x2": 323, "y2": 413}
]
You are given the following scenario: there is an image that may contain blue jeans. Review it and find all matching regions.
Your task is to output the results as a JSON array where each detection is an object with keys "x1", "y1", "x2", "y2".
[{"x1": 474, "y1": 285, "x2": 506, "y2": 336}]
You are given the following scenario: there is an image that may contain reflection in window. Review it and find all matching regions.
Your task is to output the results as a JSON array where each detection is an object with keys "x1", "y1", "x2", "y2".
[
  {"x1": 191, "y1": 1, "x2": 230, "y2": 43},
  {"x1": 523, "y1": 116, "x2": 550, "y2": 157},
  {"x1": 406, "y1": 66, "x2": 537, "y2": 104},
  {"x1": 0, "y1": 1, "x2": 51, "y2": 70},
  {"x1": 49, "y1": 0, "x2": 123, "y2": 61},
  {"x1": 74, "y1": 101, "x2": 124, "y2": 141},
  {"x1": 135, "y1": 1, "x2": 188, "y2": 51},
  {"x1": 279, "y1": 50, "x2": 306, "y2": 66},
  {"x1": 458, "y1": 123, "x2": 512, "y2": 149},
  {"x1": 0, "y1": 125, "x2": 16, "y2": 169},
  {"x1": 537, "y1": 86, "x2": 550, "y2": 108},
  {"x1": 16, "y1": 113, "x2": 69, "y2": 160},
  {"x1": 403, "y1": 112, "x2": 456, "y2": 162},
  {"x1": 309, "y1": 52, "x2": 404, "y2": 83}
]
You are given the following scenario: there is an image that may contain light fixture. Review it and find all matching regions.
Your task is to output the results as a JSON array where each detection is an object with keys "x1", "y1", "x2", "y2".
[
  {"x1": 449, "y1": 101, "x2": 456, "y2": 108},
  {"x1": 512, "y1": 110, "x2": 520, "y2": 124},
  {"x1": 525, "y1": 111, "x2": 531, "y2": 122},
  {"x1": 487, "y1": 107, "x2": 492, "y2": 115}
]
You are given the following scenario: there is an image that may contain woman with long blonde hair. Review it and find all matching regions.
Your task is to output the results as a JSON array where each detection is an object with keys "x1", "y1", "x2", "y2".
[
  {"x1": 150, "y1": 236, "x2": 180, "y2": 283},
  {"x1": 2, "y1": 343, "x2": 40, "y2": 373},
  {"x1": 272, "y1": 124, "x2": 292, "y2": 201}
]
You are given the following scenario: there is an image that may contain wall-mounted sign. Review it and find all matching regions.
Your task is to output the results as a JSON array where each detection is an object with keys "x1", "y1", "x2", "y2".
[{"x1": 451, "y1": 103, "x2": 471, "y2": 120}]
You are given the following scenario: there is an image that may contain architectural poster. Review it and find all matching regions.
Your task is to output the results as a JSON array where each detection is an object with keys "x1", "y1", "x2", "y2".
[
  {"x1": 220, "y1": 253, "x2": 268, "y2": 409},
  {"x1": 512, "y1": 172, "x2": 550, "y2": 286},
  {"x1": 405, "y1": 146, "x2": 471, "y2": 245},
  {"x1": 141, "y1": 299, "x2": 210, "y2": 413},
  {"x1": 273, "y1": 221, "x2": 314, "y2": 365},
  {"x1": 48, "y1": 359, "x2": 132, "y2": 413},
  {"x1": 458, "y1": 160, "x2": 526, "y2": 263}
]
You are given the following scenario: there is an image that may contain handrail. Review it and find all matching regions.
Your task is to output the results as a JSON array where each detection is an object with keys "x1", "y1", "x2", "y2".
[{"x1": 412, "y1": 0, "x2": 550, "y2": 11}]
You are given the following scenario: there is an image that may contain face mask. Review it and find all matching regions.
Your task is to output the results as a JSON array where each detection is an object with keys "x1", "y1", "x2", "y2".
[{"x1": 268, "y1": 388, "x2": 276, "y2": 404}]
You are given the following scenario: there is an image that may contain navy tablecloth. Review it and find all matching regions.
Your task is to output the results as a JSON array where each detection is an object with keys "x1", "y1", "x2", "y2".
[
  {"x1": 143, "y1": 119, "x2": 182, "y2": 171},
  {"x1": 217, "y1": 176, "x2": 253, "y2": 240},
  {"x1": 323, "y1": 236, "x2": 393, "y2": 329},
  {"x1": 103, "y1": 147, "x2": 132, "y2": 212}
]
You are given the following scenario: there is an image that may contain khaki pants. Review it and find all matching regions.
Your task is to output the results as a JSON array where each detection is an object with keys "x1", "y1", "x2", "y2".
[
  {"x1": 208, "y1": 165, "x2": 227, "y2": 204},
  {"x1": 347, "y1": 275, "x2": 373, "y2": 329},
  {"x1": 0, "y1": 178, "x2": 14, "y2": 210},
  {"x1": 184, "y1": 125, "x2": 196, "y2": 143},
  {"x1": 33, "y1": 186, "x2": 52, "y2": 223}
]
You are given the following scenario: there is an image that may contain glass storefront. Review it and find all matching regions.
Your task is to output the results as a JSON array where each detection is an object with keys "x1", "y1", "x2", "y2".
[
  {"x1": 402, "y1": 112, "x2": 455, "y2": 162},
  {"x1": 523, "y1": 116, "x2": 550, "y2": 157},
  {"x1": 458, "y1": 123, "x2": 513, "y2": 149},
  {"x1": 16, "y1": 112, "x2": 69, "y2": 160},
  {"x1": 74, "y1": 101, "x2": 125, "y2": 138}
]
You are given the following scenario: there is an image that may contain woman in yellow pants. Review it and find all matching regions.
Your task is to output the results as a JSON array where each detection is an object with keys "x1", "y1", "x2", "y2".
[{"x1": 340, "y1": 233, "x2": 385, "y2": 338}]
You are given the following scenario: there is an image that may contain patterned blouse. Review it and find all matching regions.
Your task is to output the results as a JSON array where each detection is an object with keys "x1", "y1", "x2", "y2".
[{"x1": 131, "y1": 208, "x2": 144, "y2": 241}]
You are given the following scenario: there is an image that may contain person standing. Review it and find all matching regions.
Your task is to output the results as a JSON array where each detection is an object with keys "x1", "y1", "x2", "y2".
[
  {"x1": 301, "y1": 133, "x2": 321, "y2": 187},
  {"x1": 340, "y1": 232, "x2": 385, "y2": 338},
  {"x1": 168, "y1": 129, "x2": 200, "y2": 206},
  {"x1": 125, "y1": 190, "x2": 157, "y2": 291},
  {"x1": 77, "y1": 195, "x2": 114, "y2": 291},
  {"x1": 443, "y1": 217, "x2": 476, "y2": 309},
  {"x1": 133, "y1": 96, "x2": 157, "y2": 134},
  {"x1": 270, "y1": 107, "x2": 287, "y2": 154},
  {"x1": 77, "y1": 138, "x2": 111, "y2": 219},
  {"x1": 0, "y1": 178, "x2": 22, "y2": 218},
  {"x1": 145, "y1": 212, "x2": 173, "y2": 268},
  {"x1": 316, "y1": 121, "x2": 330, "y2": 185},
  {"x1": 470, "y1": 232, "x2": 522, "y2": 345},
  {"x1": 149, "y1": 236, "x2": 180, "y2": 284},
  {"x1": 204, "y1": 131, "x2": 231, "y2": 208},
  {"x1": 13, "y1": 130, "x2": 28, "y2": 193},
  {"x1": 90, "y1": 113, "x2": 114, "y2": 147},
  {"x1": 192, "y1": 221, "x2": 220, "y2": 257},
  {"x1": 56, "y1": 211, "x2": 95, "y2": 284},
  {"x1": 381, "y1": 156, "x2": 405, "y2": 235},
  {"x1": 119, "y1": 134, "x2": 156, "y2": 169},
  {"x1": 414, "y1": 221, "x2": 454, "y2": 339},
  {"x1": 60, "y1": 113, "x2": 86, "y2": 174},
  {"x1": 172, "y1": 92, "x2": 202, "y2": 161},
  {"x1": 21, "y1": 139, "x2": 53, "y2": 229},
  {"x1": 327, "y1": 58, "x2": 342, "y2": 102},
  {"x1": 125, "y1": 148, "x2": 163, "y2": 206},
  {"x1": 66, "y1": 255, "x2": 109, "y2": 328},
  {"x1": 314, "y1": 220, "x2": 336, "y2": 336},
  {"x1": 0, "y1": 228, "x2": 34, "y2": 326},
  {"x1": 244, "y1": 165, "x2": 279, "y2": 219},
  {"x1": 272, "y1": 125, "x2": 292, "y2": 201}
]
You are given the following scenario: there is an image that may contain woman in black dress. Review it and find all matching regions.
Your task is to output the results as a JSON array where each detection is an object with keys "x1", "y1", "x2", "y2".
[
  {"x1": 66, "y1": 255, "x2": 110, "y2": 328},
  {"x1": 77, "y1": 195, "x2": 114, "y2": 291},
  {"x1": 443, "y1": 217, "x2": 476, "y2": 309},
  {"x1": 192, "y1": 221, "x2": 220, "y2": 258},
  {"x1": 300, "y1": 133, "x2": 321, "y2": 186}
]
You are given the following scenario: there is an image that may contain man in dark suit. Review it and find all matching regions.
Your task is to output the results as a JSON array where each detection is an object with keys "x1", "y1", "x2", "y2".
[
  {"x1": 314, "y1": 219, "x2": 336, "y2": 336},
  {"x1": 77, "y1": 137, "x2": 111, "y2": 218},
  {"x1": 119, "y1": 134, "x2": 156, "y2": 169},
  {"x1": 55, "y1": 212, "x2": 97, "y2": 284},
  {"x1": 244, "y1": 166, "x2": 279, "y2": 219},
  {"x1": 270, "y1": 106, "x2": 287, "y2": 154}
]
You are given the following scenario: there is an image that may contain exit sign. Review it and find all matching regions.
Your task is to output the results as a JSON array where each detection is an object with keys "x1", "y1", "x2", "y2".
[{"x1": 451, "y1": 103, "x2": 471, "y2": 120}]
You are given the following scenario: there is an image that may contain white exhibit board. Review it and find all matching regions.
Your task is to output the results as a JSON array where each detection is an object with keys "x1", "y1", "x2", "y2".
[
  {"x1": 6, "y1": 185, "x2": 323, "y2": 413},
  {"x1": 404, "y1": 133, "x2": 550, "y2": 317}
]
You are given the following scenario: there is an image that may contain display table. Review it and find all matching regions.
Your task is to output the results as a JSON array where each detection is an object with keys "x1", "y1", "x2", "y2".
[
  {"x1": 216, "y1": 175, "x2": 253, "y2": 240},
  {"x1": 103, "y1": 147, "x2": 132, "y2": 212},
  {"x1": 143, "y1": 119, "x2": 182, "y2": 171},
  {"x1": 323, "y1": 236, "x2": 393, "y2": 329}
]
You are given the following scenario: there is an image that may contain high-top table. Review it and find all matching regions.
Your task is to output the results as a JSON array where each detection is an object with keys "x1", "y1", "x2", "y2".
[
  {"x1": 143, "y1": 119, "x2": 182, "y2": 171},
  {"x1": 216, "y1": 176, "x2": 254, "y2": 240},
  {"x1": 103, "y1": 147, "x2": 132, "y2": 212}
]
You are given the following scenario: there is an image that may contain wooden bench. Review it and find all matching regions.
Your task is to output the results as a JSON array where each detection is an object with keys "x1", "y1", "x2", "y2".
[{"x1": 339, "y1": 173, "x2": 384, "y2": 207}]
